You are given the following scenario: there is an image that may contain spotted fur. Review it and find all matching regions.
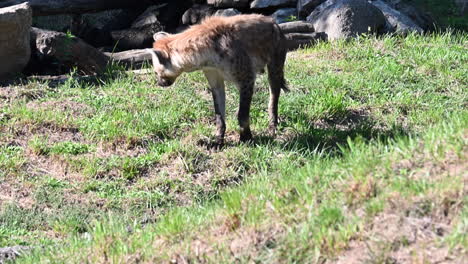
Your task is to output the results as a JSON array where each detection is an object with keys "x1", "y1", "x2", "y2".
[{"x1": 148, "y1": 14, "x2": 288, "y2": 146}]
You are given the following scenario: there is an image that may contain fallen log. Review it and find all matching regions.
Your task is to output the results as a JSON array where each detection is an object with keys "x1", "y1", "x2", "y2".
[
  {"x1": 105, "y1": 49, "x2": 152, "y2": 69},
  {"x1": 284, "y1": 32, "x2": 328, "y2": 50},
  {"x1": 279, "y1": 21, "x2": 315, "y2": 34},
  {"x1": 30, "y1": 26, "x2": 154, "y2": 74},
  {"x1": 31, "y1": 27, "x2": 109, "y2": 74},
  {"x1": 0, "y1": 0, "x2": 165, "y2": 16},
  {"x1": 28, "y1": 69, "x2": 153, "y2": 88}
]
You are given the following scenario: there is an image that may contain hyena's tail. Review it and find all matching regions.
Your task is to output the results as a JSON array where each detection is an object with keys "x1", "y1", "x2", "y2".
[{"x1": 268, "y1": 24, "x2": 289, "y2": 92}]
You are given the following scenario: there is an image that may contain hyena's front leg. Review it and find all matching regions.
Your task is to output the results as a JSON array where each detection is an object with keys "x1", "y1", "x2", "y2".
[{"x1": 204, "y1": 69, "x2": 226, "y2": 147}]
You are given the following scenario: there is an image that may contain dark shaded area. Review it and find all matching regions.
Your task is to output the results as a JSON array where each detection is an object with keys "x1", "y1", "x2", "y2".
[
  {"x1": 0, "y1": 0, "x2": 167, "y2": 16},
  {"x1": 251, "y1": 108, "x2": 407, "y2": 156},
  {"x1": 404, "y1": 0, "x2": 468, "y2": 31}
]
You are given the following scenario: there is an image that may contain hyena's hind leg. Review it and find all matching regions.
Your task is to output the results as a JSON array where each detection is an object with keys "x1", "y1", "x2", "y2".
[
  {"x1": 204, "y1": 69, "x2": 226, "y2": 147},
  {"x1": 237, "y1": 77, "x2": 255, "y2": 142},
  {"x1": 267, "y1": 47, "x2": 288, "y2": 136},
  {"x1": 232, "y1": 58, "x2": 256, "y2": 142}
]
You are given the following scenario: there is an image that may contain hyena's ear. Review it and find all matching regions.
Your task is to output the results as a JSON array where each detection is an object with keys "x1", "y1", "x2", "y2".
[
  {"x1": 153, "y1": 31, "x2": 170, "y2": 42},
  {"x1": 146, "y1": 49, "x2": 169, "y2": 68}
]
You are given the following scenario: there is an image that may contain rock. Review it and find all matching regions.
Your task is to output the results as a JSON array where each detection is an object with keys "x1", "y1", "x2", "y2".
[
  {"x1": 307, "y1": 0, "x2": 386, "y2": 40},
  {"x1": 250, "y1": 0, "x2": 297, "y2": 10},
  {"x1": 371, "y1": 0, "x2": 422, "y2": 34},
  {"x1": 297, "y1": 0, "x2": 326, "y2": 18},
  {"x1": 272, "y1": 8, "x2": 298, "y2": 24},
  {"x1": 33, "y1": 14, "x2": 73, "y2": 32},
  {"x1": 0, "y1": 246, "x2": 31, "y2": 264},
  {"x1": 106, "y1": 4, "x2": 168, "y2": 50},
  {"x1": 131, "y1": 4, "x2": 166, "y2": 28},
  {"x1": 181, "y1": 4, "x2": 216, "y2": 25},
  {"x1": 34, "y1": 8, "x2": 142, "y2": 34},
  {"x1": 279, "y1": 20, "x2": 315, "y2": 33},
  {"x1": 386, "y1": 0, "x2": 435, "y2": 31},
  {"x1": 285, "y1": 31, "x2": 327, "y2": 50},
  {"x1": 70, "y1": 9, "x2": 143, "y2": 48},
  {"x1": 0, "y1": 0, "x2": 158, "y2": 17},
  {"x1": 34, "y1": 9, "x2": 145, "y2": 48},
  {"x1": 154, "y1": 0, "x2": 193, "y2": 31},
  {"x1": 213, "y1": 8, "x2": 241, "y2": 17},
  {"x1": 207, "y1": 0, "x2": 250, "y2": 8},
  {"x1": 0, "y1": 3, "x2": 32, "y2": 78},
  {"x1": 454, "y1": 0, "x2": 468, "y2": 15}
]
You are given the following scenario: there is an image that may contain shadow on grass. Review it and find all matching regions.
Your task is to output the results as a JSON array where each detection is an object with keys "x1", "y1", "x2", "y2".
[{"x1": 252, "y1": 108, "x2": 408, "y2": 157}]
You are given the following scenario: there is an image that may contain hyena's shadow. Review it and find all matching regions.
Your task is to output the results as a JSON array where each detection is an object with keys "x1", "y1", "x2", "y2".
[{"x1": 247, "y1": 108, "x2": 408, "y2": 156}]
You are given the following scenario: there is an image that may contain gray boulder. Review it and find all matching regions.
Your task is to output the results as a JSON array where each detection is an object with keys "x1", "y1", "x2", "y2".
[
  {"x1": 297, "y1": 0, "x2": 326, "y2": 18},
  {"x1": 251, "y1": 0, "x2": 297, "y2": 9},
  {"x1": 131, "y1": 5, "x2": 166, "y2": 28},
  {"x1": 272, "y1": 8, "x2": 298, "y2": 24},
  {"x1": 307, "y1": 0, "x2": 386, "y2": 40},
  {"x1": 384, "y1": 0, "x2": 435, "y2": 31},
  {"x1": 70, "y1": 9, "x2": 142, "y2": 48},
  {"x1": 213, "y1": 8, "x2": 241, "y2": 17},
  {"x1": 0, "y1": 3, "x2": 32, "y2": 78},
  {"x1": 371, "y1": 0, "x2": 422, "y2": 34},
  {"x1": 34, "y1": 9, "x2": 143, "y2": 48},
  {"x1": 455, "y1": 0, "x2": 468, "y2": 14},
  {"x1": 207, "y1": 0, "x2": 250, "y2": 8}
]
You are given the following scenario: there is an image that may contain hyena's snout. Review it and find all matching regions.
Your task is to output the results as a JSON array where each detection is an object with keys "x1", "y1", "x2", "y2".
[{"x1": 157, "y1": 77, "x2": 175, "y2": 87}]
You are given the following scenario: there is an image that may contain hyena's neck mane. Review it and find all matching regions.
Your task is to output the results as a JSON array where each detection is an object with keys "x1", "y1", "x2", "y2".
[{"x1": 152, "y1": 18, "x2": 235, "y2": 70}]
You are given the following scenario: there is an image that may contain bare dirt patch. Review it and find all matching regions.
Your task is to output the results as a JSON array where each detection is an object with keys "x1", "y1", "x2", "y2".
[
  {"x1": 0, "y1": 181, "x2": 35, "y2": 209},
  {"x1": 151, "y1": 217, "x2": 284, "y2": 263},
  {"x1": 25, "y1": 99, "x2": 94, "y2": 118},
  {"x1": 333, "y1": 152, "x2": 468, "y2": 264},
  {"x1": 0, "y1": 84, "x2": 48, "y2": 108},
  {"x1": 334, "y1": 207, "x2": 465, "y2": 264}
]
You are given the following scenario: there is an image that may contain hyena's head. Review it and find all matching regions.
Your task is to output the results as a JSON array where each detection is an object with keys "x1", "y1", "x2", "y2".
[{"x1": 147, "y1": 32, "x2": 179, "y2": 87}]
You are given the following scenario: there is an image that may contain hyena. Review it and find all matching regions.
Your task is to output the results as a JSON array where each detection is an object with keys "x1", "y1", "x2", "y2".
[{"x1": 147, "y1": 14, "x2": 288, "y2": 147}]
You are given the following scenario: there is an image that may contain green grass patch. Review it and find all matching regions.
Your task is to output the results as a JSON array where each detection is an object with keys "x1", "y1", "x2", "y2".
[{"x1": 0, "y1": 32, "x2": 466, "y2": 262}]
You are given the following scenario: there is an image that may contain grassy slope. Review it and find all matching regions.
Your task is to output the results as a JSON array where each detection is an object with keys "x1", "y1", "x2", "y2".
[{"x1": 0, "y1": 33, "x2": 467, "y2": 263}]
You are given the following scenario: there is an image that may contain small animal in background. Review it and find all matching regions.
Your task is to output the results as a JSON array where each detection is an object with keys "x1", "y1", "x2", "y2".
[{"x1": 147, "y1": 14, "x2": 288, "y2": 147}]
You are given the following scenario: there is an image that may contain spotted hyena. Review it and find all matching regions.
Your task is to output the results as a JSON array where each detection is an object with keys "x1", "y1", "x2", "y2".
[{"x1": 147, "y1": 14, "x2": 288, "y2": 147}]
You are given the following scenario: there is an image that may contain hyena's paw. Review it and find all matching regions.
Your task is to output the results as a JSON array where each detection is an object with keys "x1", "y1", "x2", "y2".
[
  {"x1": 267, "y1": 125, "x2": 277, "y2": 138},
  {"x1": 239, "y1": 129, "x2": 253, "y2": 143},
  {"x1": 209, "y1": 137, "x2": 225, "y2": 151},
  {"x1": 197, "y1": 137, "x2": 225, "y2": 151}
]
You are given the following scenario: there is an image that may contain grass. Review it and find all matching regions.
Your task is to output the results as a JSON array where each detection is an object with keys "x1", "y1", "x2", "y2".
[{"x1": 0, "y1": 32, "x2": 467, "y2": 263}]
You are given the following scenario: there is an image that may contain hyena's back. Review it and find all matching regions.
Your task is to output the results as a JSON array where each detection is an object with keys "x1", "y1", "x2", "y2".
[{"x1": 206, "y1": 15, "x2": 285, "y2": 66}]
